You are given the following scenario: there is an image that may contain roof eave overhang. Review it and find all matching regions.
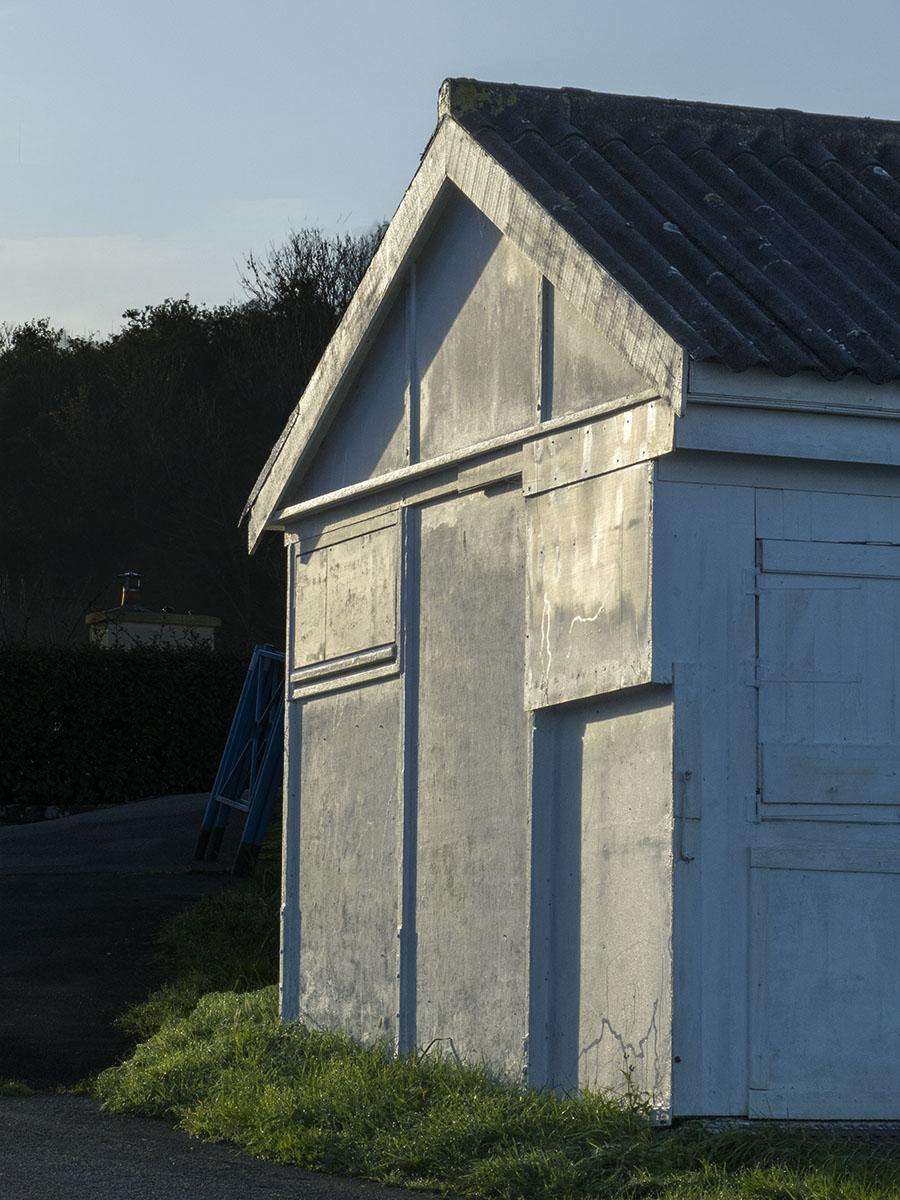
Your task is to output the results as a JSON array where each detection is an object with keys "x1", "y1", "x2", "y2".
[{"x1": 245, "y1": 117, "x2": 685, "y2": 552}]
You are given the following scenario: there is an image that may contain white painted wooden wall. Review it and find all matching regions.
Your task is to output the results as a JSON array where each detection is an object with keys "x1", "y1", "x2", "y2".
[{"x1": 657, "y1": 375, "x2": 900, "y2": 1119}]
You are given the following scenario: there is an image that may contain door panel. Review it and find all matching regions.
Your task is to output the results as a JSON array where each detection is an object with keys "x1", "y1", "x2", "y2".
[
  {"x1": 761, "y1": 743, "x2": 900, "y2": 805},
  {"x1": 757, "y1": 539, "x2": 900, "y2": 818},
  {"x1": 749, "y1": 849, "x2": 900, "y2": 1118}
]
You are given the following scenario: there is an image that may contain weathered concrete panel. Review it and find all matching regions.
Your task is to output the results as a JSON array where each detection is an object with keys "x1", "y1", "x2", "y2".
[
  {"x1": 293, "y1": 545, "x2": 328, "y2": 669},
  {"x1": 525, "y1": 463, "x2": 654, "y2": 709},
  {"x1": 297, "y1": 681, "x2": 402, "y2": 1043},
  {"x1": 577, "y1": 691, "x2": 673, "y2": 1107},
  {"x1": 549, "y1": 283, "x2": 648, "y2": 418},
  {"x1": 417, "y1": 191, "x2": 538, "y2": 460},
  {"x1": 534, "y1": 689, "x2": 673, "y2": 1109},
  {"x1": 523, "y1": 400, "x2": 673, "y2": 496},
  {"x1": 415, "y1": 487, "x2": 530, "y2": 1077},
  {"x1": 293, "y1": 519, "x2": 398, "y2": 670},
  {"x1": 324, "y1": 525, "x2": 397, "y2": 659},
  {"x1": 297, "y1": 298, "x2": 408, "y2": 501}
]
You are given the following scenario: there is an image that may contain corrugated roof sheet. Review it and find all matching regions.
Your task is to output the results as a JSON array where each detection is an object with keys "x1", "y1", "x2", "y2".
[{"x1": 443, "y1": 80, "x2": 900, "y2": 382}]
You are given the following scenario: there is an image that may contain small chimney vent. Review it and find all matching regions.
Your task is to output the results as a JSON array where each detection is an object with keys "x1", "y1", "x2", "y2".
[
  {"x1": 117, "y1": 570, "x2": 143, "y2": 609},
  {"x1": 86, "y1": 570, "x2": 220, "y2": 648}
]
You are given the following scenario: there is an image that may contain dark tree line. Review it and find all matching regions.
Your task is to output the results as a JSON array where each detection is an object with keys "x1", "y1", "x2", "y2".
[{"x1": 0, "y1": 226, "x2": 385, "y2": 652}]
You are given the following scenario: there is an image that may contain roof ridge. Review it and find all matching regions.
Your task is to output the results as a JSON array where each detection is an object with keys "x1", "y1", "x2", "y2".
[{"x1": 440, "y1": 78, "x2": 900, "y2": 141}]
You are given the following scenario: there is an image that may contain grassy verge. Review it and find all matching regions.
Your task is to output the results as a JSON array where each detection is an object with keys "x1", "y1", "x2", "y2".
[
  {"x1": 96, "y1": 846, "x2": 900, "y2": 1199},
  {"x1": 96, "y1": 987, "x2": 900, "y2": 1199}
]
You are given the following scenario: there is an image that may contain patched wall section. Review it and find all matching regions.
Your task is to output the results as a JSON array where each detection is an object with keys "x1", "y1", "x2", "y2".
[{"x1": 525, "y1": 462, "x2": 656, "y2": 708}]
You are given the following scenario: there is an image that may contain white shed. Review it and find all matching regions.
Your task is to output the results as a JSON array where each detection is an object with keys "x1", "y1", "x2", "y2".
[{"x1": 245, "y1": 80, "x2": 900, "y2": 1122}]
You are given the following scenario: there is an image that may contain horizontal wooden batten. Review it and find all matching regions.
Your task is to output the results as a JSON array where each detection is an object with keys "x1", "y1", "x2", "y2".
[
  {"x1": 523, "y1": 398, "x2": 673, "y2": 496},
  {"x1": 676, "y1": 402, "x2": 900, "y2": 470},
  {"x1": 751, "y1": 846, "x2": 900, "y2": 874},
  {"x1": 689, "y1": 362, "x2": 900, "y2": 415},
  {"x1": 274, "y1": 387, "x2": 661, "y2": 526},
  {"x1": 759, "y1": 538, "x2": 900, "y2": 579},
  {"x1": 291, "y1": 642, "x2": 397, "y2": 684},
  {"x1": 659, "y1": 451, "x2": 900, "y2": 497},
  {"x1": 289, "y1": 644, "x2": 400, "y2": 700},
  {"x1": 456, "y1": 449, "x2": 522, "y2": 494}
]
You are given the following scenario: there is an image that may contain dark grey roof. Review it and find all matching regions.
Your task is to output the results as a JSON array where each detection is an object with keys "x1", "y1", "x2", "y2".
[{"x1": 443, "y1": 80, "x2": 900, "y2": 383}]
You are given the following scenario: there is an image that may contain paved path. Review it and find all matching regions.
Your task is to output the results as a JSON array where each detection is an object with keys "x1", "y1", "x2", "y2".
[
  {"x1": 0, "y1": 799, "x2": 435, "y2": 1199},
  {"x1": 0, "y1": 1095, "x2": 427, "y2": 1200},
  {"x1": 0, "y1": 795, "x2": 237, "y2": 1087}
]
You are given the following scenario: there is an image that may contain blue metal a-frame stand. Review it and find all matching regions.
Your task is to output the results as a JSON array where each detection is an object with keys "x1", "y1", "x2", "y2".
[{"x1": 194, "y1": 643, "x2": 285, "y2": 875}]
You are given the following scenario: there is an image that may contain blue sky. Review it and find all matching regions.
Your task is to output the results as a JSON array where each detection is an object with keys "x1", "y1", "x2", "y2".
[{"x1": 1, "y1": 0, "x2": 897, "y2": 335}]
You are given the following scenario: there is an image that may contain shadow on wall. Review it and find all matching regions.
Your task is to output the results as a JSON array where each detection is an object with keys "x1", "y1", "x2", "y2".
[{"x1": 532, "y1": 707, "x2": 584, "y2": 1093}]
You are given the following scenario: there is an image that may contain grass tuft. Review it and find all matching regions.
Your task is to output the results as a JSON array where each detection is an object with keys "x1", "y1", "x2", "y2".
[
  {"x1": 0, "y1": 1078, "x2": 34, "y2": 1096},
  {"x1": 95, "y1": 986, "x2": 900, "y2": 1200}
]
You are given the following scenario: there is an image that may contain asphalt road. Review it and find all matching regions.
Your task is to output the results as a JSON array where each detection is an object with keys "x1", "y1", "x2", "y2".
[
  {"x1": 0, "y1": 797, "x2": 434, "y2": 1199},
  {"x1": 0, "y1": 1095, "x2": 428, "y2": 1200},
  {"x1": 0, "y1": 794, "x2": 237, "y2": 1087}
]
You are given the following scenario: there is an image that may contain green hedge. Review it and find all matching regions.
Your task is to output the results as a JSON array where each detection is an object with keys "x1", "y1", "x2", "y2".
[{"x1": 0, "y1": 646, "x2": 250, "y2": 808}]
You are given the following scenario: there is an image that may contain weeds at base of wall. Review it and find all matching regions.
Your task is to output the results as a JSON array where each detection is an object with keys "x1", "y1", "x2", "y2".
[{"x1": 96, "y1": 994, "x2": 900, "y2": 1200}]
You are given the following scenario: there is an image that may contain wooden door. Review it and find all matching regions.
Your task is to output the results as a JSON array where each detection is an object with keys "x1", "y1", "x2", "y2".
[{"x1": 751, "y1": 537, "x2": 900, "y2": 1117}]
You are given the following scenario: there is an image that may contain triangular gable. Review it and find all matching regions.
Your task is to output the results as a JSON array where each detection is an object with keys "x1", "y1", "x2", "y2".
[
  {"x1": 549, "y1": 286, "x2": 649, "y2": 417},
  {"x1": 245, "y1": 111, "x2": 683, "y2": 550},
  {"x1": 297, "y1": 291, "x2": 409, "y2": 503},
  {"x1": 295, "y1": 190, "x2": 544, "y2": 505}
]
